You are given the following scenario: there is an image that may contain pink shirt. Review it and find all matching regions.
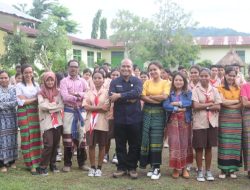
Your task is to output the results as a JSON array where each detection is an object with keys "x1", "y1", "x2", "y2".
[
  {"x1": 60, "y1": 76, "x2": 89, "y2": 107},
  {"x1": 241, "y1": 83, "x2": 250, "y2": 100}
]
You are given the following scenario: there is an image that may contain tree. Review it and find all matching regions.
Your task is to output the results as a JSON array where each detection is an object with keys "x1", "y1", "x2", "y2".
[
  {"x1": 29, "y1": 0, "x2": 55, "y2": 20},
  {"x1": 0, "y1": 32, "x2": 34, "y2": 69},
  {"x1": 50, "y1": 4, "x2": 79, "y2": 34},
  {"x1": 110, "y1": 0, "x2": 200, "y2": 68},
  {"x1": 110, "y1": 10, "x2": 154, "y2": 65},
  {"x1": 100, "y1": 18, "x2": 107, "y2": 39},
  {"x1": 34, "y1": 16, "x2": 71, "y2": 71},
  {"x1": 196, "y1": 59, "x2": 213, "y2": 68},
  {"x1": 12, "y1": 3, "x2": 29, "y2": 14},
  {"x1": 91, "y1": 10, "x2": 102, "y2": 39},
  {"x1": 150, "y1": 0, "x2": 199, "y2": 67}
]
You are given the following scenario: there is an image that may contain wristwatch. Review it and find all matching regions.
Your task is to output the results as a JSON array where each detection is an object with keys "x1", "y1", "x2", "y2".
[{"x1": 206, "y1": 106, "x2": 210, "y2": 111}]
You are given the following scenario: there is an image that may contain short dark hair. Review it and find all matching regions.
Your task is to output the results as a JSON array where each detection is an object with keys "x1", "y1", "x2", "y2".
[
  {"x1": 110, "y1": 68, "x2": 120, "y2": 75},
  {"x1": 15, "y1": 73, "x2": 22, "y2": 78},
  {"x1": 140, "y1": 71, "x2": 149, "y2": 77},
  {"x1": 190, "y1": 65, "x2": 201, "y2": 73},
  {"x1": 0, "y1": 70, "x2": 9, "y2": 76},
  {"x1": 83, "y1": 68, "x2": 92, "y2": 75},
  {"x1": 15, "y1": 65, "x2": 21, "y2": 69},
  {"x1": 200, "y1": 67, "x2": 211, "y2": 76},
  {"x1": 217, "y1": 65, "x2": 224, "y2": 69},
  {"x1": 210, "y1": 65, "x2": 218, "y2": 69},
  {"x1": 67, "y1": 59, "x2": 79, "y2": 67},
  {"x1": 178, "y1": 65, "x2": 185, "y2": 71},
  {"x1": 55, "y1": 72, "x2": 64, "y2": 86},
  {"x1": 103, "y1": 62, "x2": 111, "y2": 66},
  {"x1": 133, "y1": 64, "x2": 140, "y2": 71}
]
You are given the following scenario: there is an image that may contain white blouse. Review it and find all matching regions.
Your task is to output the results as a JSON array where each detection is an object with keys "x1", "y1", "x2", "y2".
[{"x1": 16, "y1": 82, "x2": 40, "y2": 106}]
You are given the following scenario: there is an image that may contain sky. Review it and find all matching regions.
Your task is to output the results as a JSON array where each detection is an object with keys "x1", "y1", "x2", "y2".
[{"x1": 2, "y1": 0, "x2": 250, "y2": 39}]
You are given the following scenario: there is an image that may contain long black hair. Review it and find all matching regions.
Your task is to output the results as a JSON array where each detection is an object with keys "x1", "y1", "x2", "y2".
[
  {"x1": 170, "y1": 72, "x2": 188, "y2": 92},
  {"x1": 223, "y1": 66, "x2": 238, "y2": 91},
  {"x1": 21, "y1": 64, "x2": 36, "y2": 86}
]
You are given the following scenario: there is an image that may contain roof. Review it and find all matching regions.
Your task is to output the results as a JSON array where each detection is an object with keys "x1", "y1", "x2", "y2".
[
  {"x1": 216, "y1": 49, "x2": 245, "y2": 67},
  {"x1": 78, "y1": 39, "x2": 124, "y2": 49},
  {"x1": 194, "y1": 36, "x2": 250, "y2": 47},
  {"x1": 0, "y1": 23, "x2": 38, "y2": 37},
  {"x1": 0, "y1": 23, "x2": 123, "y2": 49},
  {"x1": 0, "y1": 2, "x2": 40, "y2": 23}
]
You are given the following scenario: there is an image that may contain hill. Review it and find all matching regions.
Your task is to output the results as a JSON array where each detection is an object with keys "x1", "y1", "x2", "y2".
[{"x1": 187, "y1": 27, "x2": 250, "y2": 36}]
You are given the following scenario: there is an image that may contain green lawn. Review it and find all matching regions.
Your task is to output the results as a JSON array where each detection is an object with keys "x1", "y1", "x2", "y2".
[{"x1": 0, "y1": 140, "x2": 249, "y2": 190}]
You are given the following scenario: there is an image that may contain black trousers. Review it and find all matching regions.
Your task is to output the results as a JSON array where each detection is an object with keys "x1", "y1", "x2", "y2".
[
  {"x1": 64, "y1": 139, "x2": 87, "y2": 167},
  {"x1": 114, "y1": 122, "x2": 142, "y2": 171},
  {"x1": 40, "y1": 126, "x2": 62, "y2": 168}
]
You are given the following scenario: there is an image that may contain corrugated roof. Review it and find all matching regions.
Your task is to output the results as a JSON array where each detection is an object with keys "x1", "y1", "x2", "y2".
[
  {"x1": 0, "y1": 23, "x2": 123, "y2": 49},
  {"x1": 194, "y1": 36, "x2": 250, "y2": 46},
  {"x1": 0, "y1": 23, "x2": 38, "y2": 37},
  {"x1": 0, "y1": 2, "x2": 40, "y2": 23}
]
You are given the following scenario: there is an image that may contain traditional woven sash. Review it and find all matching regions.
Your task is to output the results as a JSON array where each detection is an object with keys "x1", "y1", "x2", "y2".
[{"x1": 64, "y1": 107, "x2": 84, "y2": 140}]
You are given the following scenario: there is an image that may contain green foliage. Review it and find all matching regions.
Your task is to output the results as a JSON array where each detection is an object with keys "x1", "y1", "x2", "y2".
[
  {"x1": 91, "y1": 10, "x2": 102, "y2": 39},
  {"x1": 0, "y1": 32, "x2": 35, "y2": 69},
  {"x1": 110, "y1": 10, "x2": 153, "y2": 61},
  {"x1": 13, "y1": 0, "x2": 79, "y2": 33},
  {"x1": 96, "y1": 58, "x2": 106, "y2": 66},
  {"x1": 196, "y1": 59, "x2": 213, "y2": 68},
  {"x1": 100, "y1": 18, "x2": 107, "y2": 39},
  {"x1": 50, "y1": 3, "x2": 79, "y2": 34},
  {"x1": 34, "y1": 16, "x2": 71, "y2": 71},
  {"x1": 110, "y1": 0, "x2": 200, "y2": 68},
  {"x1": 29, "y1": 0, "x2": 54, "y2": 19}
]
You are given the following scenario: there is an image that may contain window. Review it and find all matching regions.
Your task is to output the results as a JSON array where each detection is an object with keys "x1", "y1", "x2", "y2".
[
  {"x1": 236, "y1": 50, "x2": 245, "y2": 62},
  {"x1": 73, "y1": 49, "x2": 81, "y2": 62},
  {"x1": 97, "y1": 52, "x2": 102, "y2": 61},
  {"x1": 87, "y1": 51, "x2": 94, "y2": 67}
]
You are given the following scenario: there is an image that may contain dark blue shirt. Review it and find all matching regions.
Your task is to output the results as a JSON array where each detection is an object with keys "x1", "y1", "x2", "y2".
[{"x1": 109, "y1": 76, "x2": 142, "y2": 125}]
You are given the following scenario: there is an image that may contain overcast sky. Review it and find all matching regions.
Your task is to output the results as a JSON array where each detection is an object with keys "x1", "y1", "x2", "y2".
[{"x1": 3, "y1": 0, "x2": 250, "y2": 38}]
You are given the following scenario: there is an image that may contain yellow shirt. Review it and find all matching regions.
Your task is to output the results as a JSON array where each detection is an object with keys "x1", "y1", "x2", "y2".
[
  {"x1": 142, "y1": 79, "x2": 170, "y2": 96},
  {"x1": 217, "y1": 86, "x2": 240, "y2": 100}
]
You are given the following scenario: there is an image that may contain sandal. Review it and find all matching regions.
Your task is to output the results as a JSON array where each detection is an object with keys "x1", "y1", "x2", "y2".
[
  {"x1": 1, "y1": 167, "x2": 7, "y2": 173},
  {"x1": 172, "y1": 169, "x2": 179, "y2": 179},
  {"x1": 182, "y1": 168, "x2": 190, "y2": 179},
  {"x1": 10, "y1": 164, "x2": 17, "y2": 169}
]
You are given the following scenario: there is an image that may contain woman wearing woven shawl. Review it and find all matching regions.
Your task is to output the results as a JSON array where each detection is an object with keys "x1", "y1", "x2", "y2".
[
  {"x1": 83, "y1": 71, "x2": 110, "y2": 177},
  {"x1": 36, "y1": 72, "x2": 64, "y2": 175}
]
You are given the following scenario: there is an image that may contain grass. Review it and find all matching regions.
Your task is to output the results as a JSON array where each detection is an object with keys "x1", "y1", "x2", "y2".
[{"x1": 0, "y1": 140, "x2": 249, "y2": 190}]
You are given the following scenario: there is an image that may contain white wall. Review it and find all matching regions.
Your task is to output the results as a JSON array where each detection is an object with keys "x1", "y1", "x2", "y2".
[{"x1": 196, "y1": 46, "x2": 250, "y2": 64}]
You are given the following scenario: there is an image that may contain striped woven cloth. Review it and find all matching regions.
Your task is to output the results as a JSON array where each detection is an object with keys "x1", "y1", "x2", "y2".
[
  {"x1": 218, "y1": 108, "x2": 242, "y2": 172},
  {"x1": 17, "y1": 104, "x2": 42, "y2": 169},
  {"x1": 140, "y1": 104, "x2": 165, "y2": 168},
  {"x1": 243, "y1": 108, "x2": 250, "y2": 171}
]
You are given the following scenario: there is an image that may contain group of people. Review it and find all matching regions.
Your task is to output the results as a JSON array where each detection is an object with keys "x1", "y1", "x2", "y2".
[{"x1": 0, "y1": 58, "x2": 250, "y2": 183}]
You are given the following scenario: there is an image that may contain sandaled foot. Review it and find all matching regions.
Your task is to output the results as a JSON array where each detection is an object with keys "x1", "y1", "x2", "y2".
[
  {"x1": 172, "y1": 169, "x2": 179, "y2": 179},
  {"x1": 1, "y1": 167, "x2": 7, "y2": 173},
  {"x1": 182, "y1": 168, "x2": 190, "y2": 179}
]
